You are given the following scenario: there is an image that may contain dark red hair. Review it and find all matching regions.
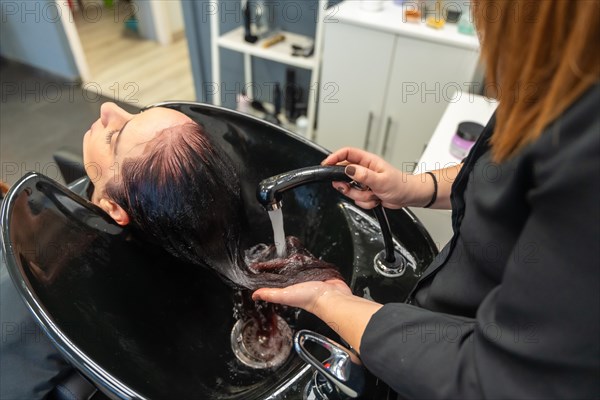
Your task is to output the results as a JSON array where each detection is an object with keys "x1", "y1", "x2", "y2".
[{"x1": 105, "y1": 122, "x2": 341, "y2": 289}]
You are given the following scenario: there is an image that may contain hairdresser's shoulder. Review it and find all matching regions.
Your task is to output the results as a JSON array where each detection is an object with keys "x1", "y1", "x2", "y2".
[{"x1": 530, "y1": 83, "x2": 599, "y2": 163}]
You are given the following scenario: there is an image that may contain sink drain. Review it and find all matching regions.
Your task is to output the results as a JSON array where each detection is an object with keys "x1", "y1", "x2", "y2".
[{"x1": 230, "y1": 315, "x2": 292, "y2": 369}]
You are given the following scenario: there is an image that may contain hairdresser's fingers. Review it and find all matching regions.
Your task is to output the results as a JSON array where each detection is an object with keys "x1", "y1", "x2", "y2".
[
  {"x1": 322, "y1": 147, "x2": 373, "y2": 167},
  {"x1": 336, "y1": 187, "x2": 379, "y2": 204},
  {"x1": 252, "y1": 288, "x2": 283, "y2": 303},
  {"x1": 322, "y1": 149, "x2": 350, "y2": 166},
  {"x1": 252, "y1": 285, "x2": 318, "y2": 312},
  {"x1": 355, "y1": 199, "x2": 381, "y2": 210},
  {"x1": 353, "y1": 191, "x2": 380, "y2": 203},
  {"x1": 344, "y1": 164, "x2": 386, "y2": 191},
  {"x1": 332, "y1": 181, "x2": 351, "y2": 194},
  {"x1": 252, "y1": 280, "x2": 352, "y2": 313},
  {"x1": 323, "y1": 160, "x2": 350, "y2": 167},
  {"x1": 322, "y1": 147, "x2": 385, "y2": 172}
]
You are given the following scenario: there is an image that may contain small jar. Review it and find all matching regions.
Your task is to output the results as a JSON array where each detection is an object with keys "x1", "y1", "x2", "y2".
[{"x1": 450, "y1": 121, "x2": 484, "y2": 159}]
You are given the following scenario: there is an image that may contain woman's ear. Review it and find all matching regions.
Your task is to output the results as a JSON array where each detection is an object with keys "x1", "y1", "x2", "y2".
[{"x1": 98, "y1": 198, "x2": 130, "y2": 226}]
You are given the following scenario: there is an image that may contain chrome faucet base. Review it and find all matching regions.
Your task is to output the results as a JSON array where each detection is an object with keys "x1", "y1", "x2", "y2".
[
  {"x1": 374, "y1": 249, "x2": 406, "y2": 277},
  {"x1": 304, "y1": 371, "x2": 346, "y2": 400}
]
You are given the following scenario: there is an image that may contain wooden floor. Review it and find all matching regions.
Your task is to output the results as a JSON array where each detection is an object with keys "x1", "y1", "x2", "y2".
[
  {"x1": 0, "y1": 58, "x2": 140, "y2": 185},
  {"x1": 73, "y1": 1, "x2": 196, "y2": 107}
]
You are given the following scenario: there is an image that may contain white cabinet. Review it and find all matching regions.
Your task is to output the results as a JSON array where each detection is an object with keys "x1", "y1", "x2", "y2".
[
  {"x1": 380, "y1": 35, "x2": 480, "y2": 170},
  {"x1": 316, "y1": 22, "x2": 395, "y2": 153},
  {"x1": 316, "y1": 1, "x2": 480, "y2": 170}
]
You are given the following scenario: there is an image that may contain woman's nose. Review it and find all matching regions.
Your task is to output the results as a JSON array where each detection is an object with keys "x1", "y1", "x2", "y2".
[{"x1": 100, "y1": 102, "x2": 131, "y2": 127}]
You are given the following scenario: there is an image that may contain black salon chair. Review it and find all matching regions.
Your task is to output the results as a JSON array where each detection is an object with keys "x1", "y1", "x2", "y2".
[
  {"x1": 46, "y1": 370, "x2": 109, "y2": 400},
  {"x1": 53, "y1": 148, "x2": 86, "y2": 185}
]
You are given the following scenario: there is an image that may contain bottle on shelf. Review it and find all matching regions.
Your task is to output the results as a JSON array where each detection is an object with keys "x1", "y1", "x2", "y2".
[
  {"x1": 236, "y1": 89, "x2": 251, "y2": 114},
  {"x1": 294, "y1": 115, "x2": 309, "y2": 138}
]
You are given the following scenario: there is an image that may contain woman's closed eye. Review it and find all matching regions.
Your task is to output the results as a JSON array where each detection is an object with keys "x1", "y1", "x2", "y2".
[{"x1": 105, "y1": 129, "x2": 119, "y2": 144}]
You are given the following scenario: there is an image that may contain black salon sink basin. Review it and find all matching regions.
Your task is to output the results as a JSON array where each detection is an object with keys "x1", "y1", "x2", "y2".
[{"x1": 0, "y1": 103, "x2": 436, "y2": 399}]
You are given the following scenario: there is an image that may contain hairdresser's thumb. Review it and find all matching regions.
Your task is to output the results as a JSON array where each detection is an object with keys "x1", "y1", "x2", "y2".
[{"x1": 252, "y1": 288, "x2": 277, "y2": 302}]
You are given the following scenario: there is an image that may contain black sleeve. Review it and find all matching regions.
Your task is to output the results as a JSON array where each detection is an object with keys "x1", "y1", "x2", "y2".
[{"x1": 360, "y1": 103, "x2": 600, "y2": 399}]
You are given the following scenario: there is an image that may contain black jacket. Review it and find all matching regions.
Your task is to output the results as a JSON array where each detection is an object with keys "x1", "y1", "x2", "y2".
[{"x1": 361, "y1": 84, "x2": 600, "y2": 399}]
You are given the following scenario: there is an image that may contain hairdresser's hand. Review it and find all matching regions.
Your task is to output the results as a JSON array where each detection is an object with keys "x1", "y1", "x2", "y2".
[
  {"x1": 254, "y1": 279, "x2": 382, "y2": 352},
  {"x1": 322, "y1": 147, "x2": 423, "y2": 209},
  {"x1": 252, "y1": 279, "x2": 352, "y2": 315}
]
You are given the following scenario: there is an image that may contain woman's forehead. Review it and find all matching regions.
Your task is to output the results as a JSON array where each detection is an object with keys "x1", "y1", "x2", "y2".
[
  {"x1": 134, "y1": 107, "x2": 192, "y2": 130},
  {"x1": 127, "y1": 108, "x2": 192, "y2": 140},
  {"x1": 117, "y1": 108, "x2": 192, "y2": 158}
]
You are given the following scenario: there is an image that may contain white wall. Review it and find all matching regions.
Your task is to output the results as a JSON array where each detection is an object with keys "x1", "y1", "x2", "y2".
[
  {"x1": 0, "y1": 0, "x2": 79, "y2": 80},
  {"x1": 144, "y1": 0, "x2": 184, "y2": 45},
  {"x1": 165, "y1": 0, "x2": 183, "y2": 35},
  {"x1": 132, "y1": 0, "x2": 157, "y2": 42}
]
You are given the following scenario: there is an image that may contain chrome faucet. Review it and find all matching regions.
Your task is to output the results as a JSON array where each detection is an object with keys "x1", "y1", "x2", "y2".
[
  {"x1": 294, "y1": 329, "x2": 365, "y2": 400},
  {"x1": 257, "y1": 165, "x2": 406, "y2": 277}
]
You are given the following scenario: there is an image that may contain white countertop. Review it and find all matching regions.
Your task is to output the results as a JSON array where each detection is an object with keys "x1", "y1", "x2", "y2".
[
  {"x1": 415, "y1": 93, "x2": 497, "y2": 173},
  {"x1": 332, "y1": 1, "x2": 480, "y2": 51},
  {"x1": 410, "y1": 93, "x2": 496, "y2": 249}
]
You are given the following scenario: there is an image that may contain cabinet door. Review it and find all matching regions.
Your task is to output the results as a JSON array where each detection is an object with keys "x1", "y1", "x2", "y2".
[
  {"x1": 316, "y1": 22, "x2": 395, "y2": 153},
  {"x1": 379, "y1": 36, "x2": 480, "y2": 171}
]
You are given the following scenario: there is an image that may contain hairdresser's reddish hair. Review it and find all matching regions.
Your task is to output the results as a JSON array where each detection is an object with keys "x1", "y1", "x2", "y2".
[{"x1": 473, "y1": 0, "x2": 599, "y2": 162}]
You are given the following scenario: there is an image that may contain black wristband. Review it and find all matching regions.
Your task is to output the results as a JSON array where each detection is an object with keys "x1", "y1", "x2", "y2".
[{"x1": 423, "y1": 171, "x2": 438, "y2": 208}]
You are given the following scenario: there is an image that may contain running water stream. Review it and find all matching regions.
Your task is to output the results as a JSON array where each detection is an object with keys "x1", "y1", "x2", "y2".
[{"x1": 268, "y1": 208, "x2": 287, "y2": 258}]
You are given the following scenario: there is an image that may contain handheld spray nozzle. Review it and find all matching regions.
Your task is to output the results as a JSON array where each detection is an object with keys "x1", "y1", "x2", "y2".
[
  {"x1": 257, "y1": 165, "x2": 352, "y2": 211},
  {"x1": 256, "y1": 165, "x2": 406, "y2": 276}
]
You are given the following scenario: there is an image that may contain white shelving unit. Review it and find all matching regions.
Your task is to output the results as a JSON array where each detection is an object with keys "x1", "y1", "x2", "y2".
[{"x1": 210, "y1": 0, "x2": 327, "y2": 139}]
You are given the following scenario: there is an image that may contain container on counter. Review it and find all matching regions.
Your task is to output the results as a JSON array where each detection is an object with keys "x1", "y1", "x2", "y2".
[{"x1": 450, "y1": 121, "x2": 484, "y2": 159}]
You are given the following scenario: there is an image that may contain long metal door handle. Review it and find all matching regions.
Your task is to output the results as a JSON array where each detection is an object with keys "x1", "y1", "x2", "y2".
[
  {"x1": 363, "y1": 112, "x2": 374, "y2": 150},
  {"x1": 381, "y1": 117, "x2": 393, "y2": 157}
]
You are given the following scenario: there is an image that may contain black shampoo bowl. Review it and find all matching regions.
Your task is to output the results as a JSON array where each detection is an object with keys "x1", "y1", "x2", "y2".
[{"x1": 1, "y1": 103, "x2": 436, "y2": 399}]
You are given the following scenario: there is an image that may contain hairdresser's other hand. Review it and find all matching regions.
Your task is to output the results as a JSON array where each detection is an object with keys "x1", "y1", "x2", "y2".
[
  {"x1": 252, "y1": 279, "x2": 352, "y2": 314},
  {"x1": 322, "y1": 147, "x2": 421, "y2": 209}
]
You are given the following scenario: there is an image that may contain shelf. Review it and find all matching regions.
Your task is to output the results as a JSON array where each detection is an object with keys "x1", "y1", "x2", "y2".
[
  {"x1": 334, "y1": 1, "x2": 480, "y2": 51},
  {"x1": 217, "y1": 26, "x2": 317, "y2": 70},
  {"x1": 241, "y1": 101, "x2": 308, "y2": 138}
]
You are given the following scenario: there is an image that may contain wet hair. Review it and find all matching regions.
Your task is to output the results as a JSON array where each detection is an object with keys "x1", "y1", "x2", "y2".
[
  {"x1": 104, "y1": 123, "x2": 248, "y2": 282},
  {"x1": 105, "y1": 122, "x2": 341, "y2": 290}
]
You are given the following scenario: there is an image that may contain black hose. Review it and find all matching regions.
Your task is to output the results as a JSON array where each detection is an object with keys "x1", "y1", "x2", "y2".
[{"x1": 373, "y1": 206, "x2": 396, "y2": 263}]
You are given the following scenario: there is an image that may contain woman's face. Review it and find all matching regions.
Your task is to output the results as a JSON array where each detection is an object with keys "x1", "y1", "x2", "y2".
[{"x1": 82, "y1": 102, "x2": 193, "y2": 205}]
